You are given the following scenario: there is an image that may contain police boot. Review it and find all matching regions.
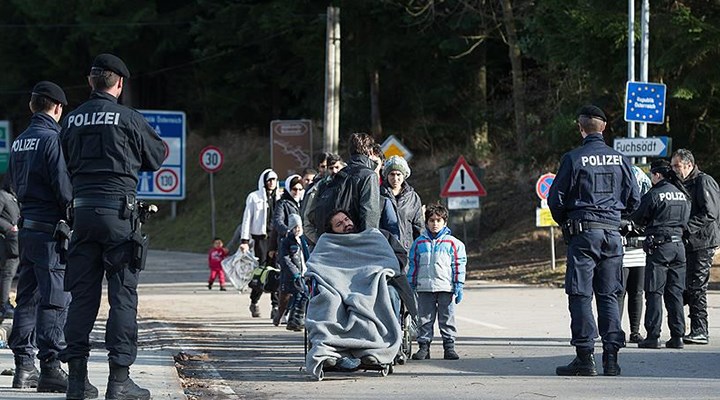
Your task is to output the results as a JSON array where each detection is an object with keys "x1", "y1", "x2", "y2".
[
  {"x1": 12, "y1": 363, "x2": 39, "y2": 388},
  {"x1": 443, "y1": 340, "x2": 460, "y2": 360},
  {"x1": 602, "y1": 351, "x2": 621, "y2": 376},
  {"x1": 555, "y1": 349, "x2": 597, "y2": 376},
  {"x1": 66, "y1": 358, "x2": 99, "y2": 399},
  {"x1": 411, "y1": 343, "x2": 430, "y2": 360},
  {"x1": 105, "y1": 365, "x2": 150, "y2": 400},
  {"x1": 37, "y1": 360, "x2": 68, "y2": 393}
]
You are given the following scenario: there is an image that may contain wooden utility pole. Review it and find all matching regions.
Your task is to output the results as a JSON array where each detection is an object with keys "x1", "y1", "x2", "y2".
[{"x1": 323, "y1": 6, "x2": 341, "y2": 154}]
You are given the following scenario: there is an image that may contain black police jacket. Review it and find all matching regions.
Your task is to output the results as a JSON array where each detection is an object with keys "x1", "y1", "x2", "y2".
[
  {"x1": 548, "y1": 133, "x2": 640, "y2": 226},
  {"x1": 630, "y1": 180, "x2": 690, "y2": 236},
  {"x1": 682, "y1": 167, "x2": 720, "y2": 251},
  {"x1": 60, "y1": 91, "x2": 165, "y2": 197},
  {"x1": 7, "y1": 112, "x2": 72, "y2": 223}
]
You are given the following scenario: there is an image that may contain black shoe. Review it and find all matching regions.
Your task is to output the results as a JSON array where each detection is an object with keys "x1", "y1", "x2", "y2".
[
  {"x1": 270, "y1": 306, "x2": 279, "y2": 320},
  {"x1": 105, "y1": 377, "x2": 151, "y2": 400},
  {"x1": 361, "y1": 355, "x2": 380, "y2": 366},
  {"x1": 683, "y1": 333, "x2": 709, "y2": 345},
  {"x1": 411, "y1": 343, "x2": 430, "y2": 360},
  {"x1": 628, "y1": 332, "x2": 643, "y2": 343},
  {"x1": 219, "y1": 286, "x2": 227, "y2": 291},
  {"x1": 638, "y1": 338, "x2": 661, "y2": 349},
  {"x1": 12, "y1": 365, "x2": 39, "y2": 388},
  {"x1": 443, "y1": 341, "x2": 460, "y2": 360},
  {"x1": 666, "y1": 337, "x2": 684, "y2": 349},
  {"x1": 555, "y1": 353, "x2": 597, "y2": 376},
  {"x1": 249, "y1": 303, "x2": 260, "y2": 318},
  {"x1": 37, "y1": 365, "x2": 67, "y2": 393},
  {"x1": 207, "y1": 283, "x2": 212, "y2": 290},
  {"x1": 602, "y1": 352, "x2": 621, "y2": 376}
]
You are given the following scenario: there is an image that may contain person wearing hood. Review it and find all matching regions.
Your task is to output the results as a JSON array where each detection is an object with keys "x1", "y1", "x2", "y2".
[
  {"x1": 274, "y1": 214, "x2": 309, "y2": 330},
  {"x1": 273, "y1": 175, "x2": 304, "y2": 248},
  {"x1": 236, "y1": 168, "x2": 281, "y2": 318},
  {"x1": 407, "y1": 203, "x2": 466, "y2": 361},
  {"x1": 381, "y1": 156, "x2": 424, "y2": 252}
]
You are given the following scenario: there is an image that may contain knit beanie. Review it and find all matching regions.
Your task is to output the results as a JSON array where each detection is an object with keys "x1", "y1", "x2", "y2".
[
  {"x1": 383, "y1": 155, "x2": 411, "y2": 179},
  {"x1": 288, "y1": 214, "x2": 303, "y2": 231}
]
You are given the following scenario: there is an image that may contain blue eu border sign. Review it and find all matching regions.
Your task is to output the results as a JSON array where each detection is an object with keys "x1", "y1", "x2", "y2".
[
  {"x1": 624, "y1": 81, "x2": 667, "y2": 124},
  {"x1": 136, "y1": 110, "x2": 186, "y2": 200}
]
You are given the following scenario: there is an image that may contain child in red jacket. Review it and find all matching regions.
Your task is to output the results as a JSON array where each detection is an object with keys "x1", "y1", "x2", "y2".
[{"x1": 208, "y1": 237, "x2": 229, "y2": 291}]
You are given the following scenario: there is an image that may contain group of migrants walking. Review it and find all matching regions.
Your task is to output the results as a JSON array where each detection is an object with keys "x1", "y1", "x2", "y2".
[
  {"x1": 1, "y1": 53, "x2": 164, "y2": 400},
  {"x1": 217, "y1": 132, "x2": 467, "y2": 377},
  {"x1": 549, "y1": 105, "x2": 719, "y2": 377}
]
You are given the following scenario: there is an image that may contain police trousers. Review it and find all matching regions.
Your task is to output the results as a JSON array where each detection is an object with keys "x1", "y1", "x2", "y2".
[
  {"x1": 59, "y1": 207, "x2": 140, "y2": 367},
  {"x1": 644, "y1": 242, "x2": 686, "y2": 339},
  {"x1": 684, "y1": 246, "x2": 715, "y2": 336},
  {"x1": 9, "y1": 229, "x2": 70, "y2": 367},
  {"x1": 565, "y1": 229, "x2": 624, "y2": 352}
]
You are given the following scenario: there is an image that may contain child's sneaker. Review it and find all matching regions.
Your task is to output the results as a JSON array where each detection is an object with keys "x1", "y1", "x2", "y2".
[
  {"x1": 219, "y1": 286, "x2": 227, "y2": 291},
  {"x1": 207, "y1": 283, "x2": 212, "y2": 290}
]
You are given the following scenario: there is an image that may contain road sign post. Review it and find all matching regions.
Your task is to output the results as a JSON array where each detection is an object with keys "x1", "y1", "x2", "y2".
[
  {"x1": 535, "y1": 173, "x2": 557, "y2": 270},
  {"x1": 200, "y1": 146, "x2": 224, "y2": 239}
]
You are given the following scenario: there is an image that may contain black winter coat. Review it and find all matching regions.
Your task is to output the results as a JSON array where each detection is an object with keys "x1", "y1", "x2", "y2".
[
  {"x1": 682, "y1": 167, "x2": 720, "y2": 251},
  {"x1": 381, "y1": 182, "x2": 424, "y2": 252}
]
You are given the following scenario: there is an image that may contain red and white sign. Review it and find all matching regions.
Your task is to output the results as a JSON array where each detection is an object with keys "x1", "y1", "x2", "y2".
[
  {"x1": 535, "y1": 173, "x2": 556, "y2": 201},
  {"x1": 199, "y1": 145, "x2": 224, "y2": 173},
  {"x1": 155, "y1": 168, "x2": 179, "y2": 193},
  {"x1": 440, "y1": 156, "x2": 487, "y2": 198}
]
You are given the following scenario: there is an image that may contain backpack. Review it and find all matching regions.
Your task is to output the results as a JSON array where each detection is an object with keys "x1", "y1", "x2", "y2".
[{"x1": 309, "y1": 169, "x2": 354, "y2": 236}]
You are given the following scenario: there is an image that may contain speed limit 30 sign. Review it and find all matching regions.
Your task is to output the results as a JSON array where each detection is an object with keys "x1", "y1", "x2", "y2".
[{"x1": 200, "y1": 145, "x2": 224, "y2": 173}]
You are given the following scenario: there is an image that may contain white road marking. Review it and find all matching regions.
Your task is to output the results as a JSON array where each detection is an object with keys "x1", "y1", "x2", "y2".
[{"x1": 456, "y1": 315, "x2": 508, "y2": 330}]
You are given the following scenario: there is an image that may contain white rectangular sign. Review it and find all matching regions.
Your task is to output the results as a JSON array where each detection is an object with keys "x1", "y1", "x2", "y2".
[{"x1": 448, "y1": 196, "x2": 479, "y2": 210}]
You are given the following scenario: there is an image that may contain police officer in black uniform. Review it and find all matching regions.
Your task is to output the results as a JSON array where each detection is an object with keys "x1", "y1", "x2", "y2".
[
  {"x1": 548, "y1": 105, "x2": 640, "y2": 377},
  {"x1": 630, "y1": 159, "x2": 691, "y2": 349},
  {"x1": 59, "y1": 54, "x2": 165, "y2": 400},
  {"x1": 5, "y1": 81, "x2": 77, "y2": 394}
]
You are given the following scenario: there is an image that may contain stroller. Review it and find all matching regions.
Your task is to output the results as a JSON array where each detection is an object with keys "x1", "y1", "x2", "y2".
[{"x1": 302, "y1": 229, "x2": 417, "y2": 381}]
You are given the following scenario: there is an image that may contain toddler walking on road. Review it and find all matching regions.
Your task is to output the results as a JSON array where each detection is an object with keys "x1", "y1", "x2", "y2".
[{"x1": 208, "y1": 237, "x2": 229, "y2": 291}]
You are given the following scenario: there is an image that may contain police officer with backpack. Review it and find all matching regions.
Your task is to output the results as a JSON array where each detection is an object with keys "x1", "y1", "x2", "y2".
[
  {"x1": 5, "y1": 81, "x2": 75, "y2": 394},
  {"x1": 59, "y1": 54, "x2": 165, "y2": 400},
  {"x1": 631, "y1": 159, "x2": 691, "y2": 349},
  {"x1": 548, "y1": 105, "x2": 640, "y2": 377}
]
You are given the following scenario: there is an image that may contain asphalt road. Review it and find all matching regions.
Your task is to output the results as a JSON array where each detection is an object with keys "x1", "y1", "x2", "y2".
[{"x1": 136, "y1": 250, "x2": 720, "y2": 400}]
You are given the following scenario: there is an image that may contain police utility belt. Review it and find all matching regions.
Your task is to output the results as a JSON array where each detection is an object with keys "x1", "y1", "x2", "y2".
[
  {"x1": 72, "y1": 195, "x2": 150, "y2": 273},
  {"x1": 643, "y1": 234, "x2": 683, "y2": 255},
  {"x1": 563, "y1": 220, "x2": 619, "y2": 235},
  {"x1": 20, "y1": 218, "x2": 72, "y2": 263}
]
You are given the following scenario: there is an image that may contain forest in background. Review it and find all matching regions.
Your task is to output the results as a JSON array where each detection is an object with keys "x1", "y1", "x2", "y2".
[{"x1": 1, "y1": 0, "x2": 719, "y2": 175}]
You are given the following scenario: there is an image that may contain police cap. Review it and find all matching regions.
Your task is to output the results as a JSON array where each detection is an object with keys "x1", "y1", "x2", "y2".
[
  {"x1": 31, "y1": 81, "x2": 67, "y2": 106},
  {"x1": 577, "y1": 105, "x2": 607, "y2": 122},
  {"x1": 91, "y1": 53, "x2": 130, "y2": 78}
]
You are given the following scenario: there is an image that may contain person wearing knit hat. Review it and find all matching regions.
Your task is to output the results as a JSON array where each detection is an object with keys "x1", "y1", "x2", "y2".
[
  {"x1": 381, "y1": 156, "x2": 424, "y2": 252},
  {"x1": 276, "y1": 213, "x2": 309, "y2": 331},
  {"x1": 383, "y1": 156, "x2": 411, "y2": 180}
]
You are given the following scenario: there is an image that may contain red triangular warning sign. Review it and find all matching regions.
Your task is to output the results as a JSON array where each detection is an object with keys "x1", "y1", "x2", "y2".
[{"x1": 440, "y1": 156, "x2": 487, "y2": 198}]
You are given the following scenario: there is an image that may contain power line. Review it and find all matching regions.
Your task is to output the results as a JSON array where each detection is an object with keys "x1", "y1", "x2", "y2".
[{"x1": 0, "y1": 21, "x2": 191, "y2": 28}]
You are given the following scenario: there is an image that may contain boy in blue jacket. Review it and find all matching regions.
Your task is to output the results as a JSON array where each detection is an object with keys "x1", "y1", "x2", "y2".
[{"x1": 408, "y1": 203, "x2": 467, "y2": 360}]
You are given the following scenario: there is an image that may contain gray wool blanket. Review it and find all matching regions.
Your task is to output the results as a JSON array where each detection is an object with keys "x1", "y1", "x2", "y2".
[{"x1": 304, "y1": 228, "x2": 403, "y2": 378}]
